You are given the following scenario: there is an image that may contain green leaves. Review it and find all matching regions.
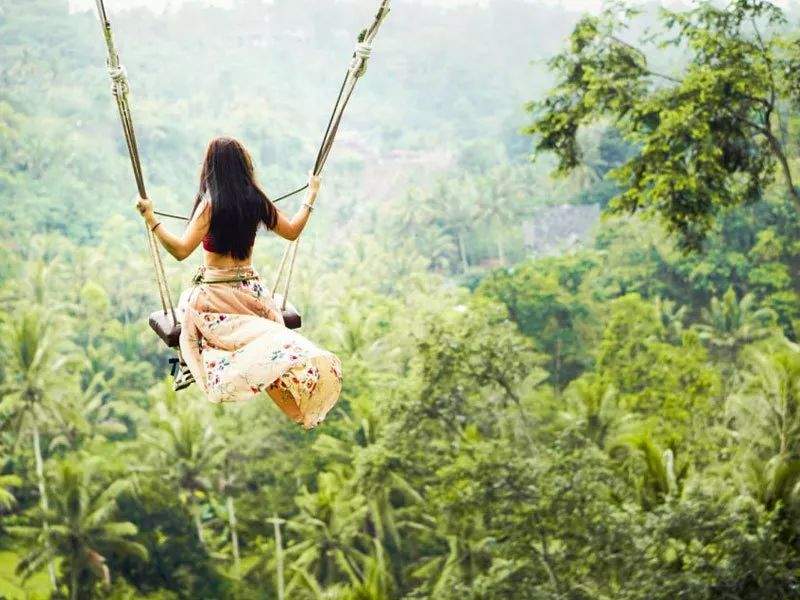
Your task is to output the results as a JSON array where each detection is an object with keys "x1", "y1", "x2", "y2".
[
  {"x1": 530, "y1": 0, "x2": 800, "y2": 249},
  {"x1": 11, "y1": 456, "x2": 146, "y2": 595}
]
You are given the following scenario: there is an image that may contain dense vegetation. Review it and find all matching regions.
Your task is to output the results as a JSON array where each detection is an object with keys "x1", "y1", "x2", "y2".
[{"x1": 3, "y1": 0, "x2": 800, "y2": 598}]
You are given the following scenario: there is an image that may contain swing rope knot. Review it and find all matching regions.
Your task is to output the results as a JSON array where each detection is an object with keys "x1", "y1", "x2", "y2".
[
  {"x1": 106, "y1": 62, "x2": 129, "y2": 96},
  {"x1": 349, "y1": 42, "x2": 372, "y2": 77}
]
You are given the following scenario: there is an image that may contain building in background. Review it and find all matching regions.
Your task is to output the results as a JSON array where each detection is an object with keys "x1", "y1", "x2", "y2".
[{"x1": 523, "y1": 204, "x2": 600, "y2": 256}]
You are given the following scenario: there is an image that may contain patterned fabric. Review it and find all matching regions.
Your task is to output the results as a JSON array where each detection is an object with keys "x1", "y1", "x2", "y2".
[{"x1": 179, "y1": 265, "x2": 342, "y2": 429}]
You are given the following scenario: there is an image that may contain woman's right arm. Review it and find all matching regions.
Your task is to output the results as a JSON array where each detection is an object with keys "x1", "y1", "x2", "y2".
[
  {"x1": 136, "y1": 196, "x2": 210, "y2": 261},
  {"x1": 273, "y1": 174, "x2": 321, "y2": 241}
]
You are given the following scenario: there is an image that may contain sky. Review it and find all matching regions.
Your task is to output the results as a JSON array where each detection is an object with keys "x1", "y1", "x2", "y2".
[
  {"x1": 68, "y1": 0, "x2": 644, "y2": 15},
  {"x1": 68, "y1": 0, "x2": 800, "y2": 16}
]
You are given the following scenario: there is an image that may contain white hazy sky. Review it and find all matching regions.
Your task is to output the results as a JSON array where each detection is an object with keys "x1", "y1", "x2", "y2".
[
  {"x1": 69, "y1": 0, "x2": 799, "y2": 15},
  {"x1": 66, "y1": 0, "x2": 660, "y2": 15}
]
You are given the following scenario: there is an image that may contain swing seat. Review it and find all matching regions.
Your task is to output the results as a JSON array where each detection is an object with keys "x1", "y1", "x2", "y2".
[
  {"x1": 272, "y1": 293, "x2": 302, "y2": 330},
  {"x1": 149, "y1": 311, "x2": 181, "y2": 348},
  {"x1": 282, "y1": 308, "x2": 302, "y2": 330},
  {"x1": 149, "y1": 304, "x2": 302, "y2": 349}
]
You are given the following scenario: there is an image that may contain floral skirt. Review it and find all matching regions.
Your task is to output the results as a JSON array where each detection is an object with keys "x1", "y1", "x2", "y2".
[{"x1": 178, "y1": 266, "x2": 342, "y2": 429}]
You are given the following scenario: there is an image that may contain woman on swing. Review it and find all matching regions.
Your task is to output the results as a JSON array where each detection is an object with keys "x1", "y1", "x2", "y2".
[{"x1": 135, "y1": 136, "x2": 342, "y2": 430}]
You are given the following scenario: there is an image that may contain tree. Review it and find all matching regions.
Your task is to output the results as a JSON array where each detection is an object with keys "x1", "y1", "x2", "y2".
[
  {"x1": 11, "y1": 457, "x2": 147, "y2": 600},
  {"x1": 143, "y1": 388, "x2": 226, "y2": 547},
  {"x1": 0, "y1": 308, "x2": 72, "y2": 590},
  {"x1": 426, "y1": 179, "x2": 481, "y2": 274},
  {"x1": 564, "y1": 373, "x2": 619, "y2": 447},
  {"x1": 284, "y1": 467, "x2": 371, "y2": 596},
  {"x1": 618, "y1": 494, "x2": 795, "y2": 599},
  {"x1": 731, "y1": 348, "x2": 800, "y2": 515},
  {"x1": 0, "y1": 468, "x2": 21, "y2": 511},
  {"x1": 596, "y1": 294, "x2": 720, "y2": 449},
  {"x1": 529, "y1": 0, "x2": 800, "y2": 248},
  {"x1": 473, "y1": 166, "x2": 530, "y2": 265},
  {"x1": 609, "y1": 429, "x2": 686, "y2": 510},
  {"x1": 477, "y1": 256, "x2": 596, "y2": 389},
  {"x1": 696, "y1": 288, "x2": 777, "y2": 364}
]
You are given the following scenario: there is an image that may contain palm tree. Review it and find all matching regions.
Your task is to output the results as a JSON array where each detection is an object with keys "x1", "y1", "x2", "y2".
[
  {"x1": 654, "y1": 297, "x2": 687, "y2": 345},
  {"x1": 332, "y1": 539, "x2": 394, "y2": 600},
  {"x1": 49, "y1": 344, "x2": 132, "y2": 453},
  {"x1": 10, "y1": 457, "x2": 147, "y2": 600},
  {"x1": 389, "y1": 188, "x2": 436, "y2": 237},
  {"x1": 696, "y1": 289, "x2": 777, "y2": 404},
  {"x1": 0, "y1": 470, "x2": 21, "y2": 511},
  {"x1": 284, "y1": 466, "x2": 371, "y2": 595},
  {"x1": 696, "y1": 288, "x2": 776, "y2": 364},
  {"x1": 410, "y1": 528, "x2": 499, "y2": 598},
  {"x1": 410, "y1": 535, "x2": 470, "y2": 598},
  {"x1": 320, "y1": 398, "x2": 422, "y2": 561},
  {"x1": 144, "y1": 386, "x2": 226, "y2": 546},
  {"x1": 0, "y1": 309, "x2": 71, "y2": 590},
  {"x1": 474, "y1": 167, "x2": 527, "y2": 265},
  {"x1": 1, "y1": 256, "x2": 63, "y2": 309},
  {"x1": 206, "y1": 462, "x2": 242, "y2": 576},
  {"x1": 731, "y1": 348, "x2": 800, "y2": 512},
  {"x1": 564, "y1": 374, "x2": 619, "y2": 447},
  {"x1": 609, "y1": 429, "x2": 684, "y2": 509},
  {"x1": 389, "y1": 189, "x2": 459, "y2": 272},
  {"x1": 743, "y1": 453, "x2": 800, "y2": 513},
  {"x1": 425, "y1": 179, "x2": 479, "y2": 274},
  {"x1": 735, "y1": 349, "x2": 800, "y2": 456},
  {"x1": 283, "y1": 391, "x2": 421, "y2": 596}
]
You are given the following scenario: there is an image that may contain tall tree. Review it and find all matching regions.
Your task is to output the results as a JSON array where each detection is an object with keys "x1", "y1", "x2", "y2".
[
  {"x1": 143, "y1": 389, "x2": 226, "y2": 547},
  {"x1": 0, "y1": 309, "x2": 71, "y2": 590},
  {"x1": 529, "y1": 0, "x2": 800, "y2": 248},
  {"x1": 0, "y1": 469, "x2": 21, "y2": 511},
  {"x1": 696, "y1": 288, "x2": 777, "y2": 364},
  {"x1": 732, "y1": 348, "x2": 800, "y2": 515},
  {"x1": 10, "y1": 457, "x2": 147, "y2": 600}
]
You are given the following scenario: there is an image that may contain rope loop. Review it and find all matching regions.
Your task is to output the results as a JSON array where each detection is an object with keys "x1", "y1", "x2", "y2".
[
  {"x1": 107, "y1": 61, "x2": 129, "y2": 96},
  {"x1": 349, "y1": 42, "x2": 372, "y2": 78}
]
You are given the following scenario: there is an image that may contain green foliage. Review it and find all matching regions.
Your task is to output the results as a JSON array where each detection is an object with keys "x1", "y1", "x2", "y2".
[
  {"x1": 597, "y1": 294, "x2": 719, "y2": 447},
  {"x1": 9, "y1": 457, "x2": 146, "y2": 600},
  {"x1": 529, "y1": 0, "x2": 800, "y2": 248},
  {"x1": 476, "y1": 255, "x2": 597, "y2": 388},
  {"x1": 4, "y1": 1, "x2": 800, "y2": 598}
]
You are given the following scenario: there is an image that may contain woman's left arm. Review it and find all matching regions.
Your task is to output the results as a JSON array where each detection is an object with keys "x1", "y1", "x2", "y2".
[{"x1": 136, "y1": 196, "x2": 209, "y2": 261}]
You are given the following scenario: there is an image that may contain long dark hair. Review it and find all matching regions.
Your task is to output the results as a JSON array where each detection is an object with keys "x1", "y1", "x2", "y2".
[{"x1": 190, "y1": 137, "x2": 278, "y2": 260}]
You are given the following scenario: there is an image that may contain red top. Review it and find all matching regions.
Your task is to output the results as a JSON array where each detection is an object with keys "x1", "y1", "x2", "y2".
[
  {"x1": 198, "y1": 199, "x2": 218, "y2": 252},
  {"x1": 202, "y1": 234, "x2": 218, "y2": 253},
  {"x1": 198, "y1": 197, "x2": 258, "y2": 255}
]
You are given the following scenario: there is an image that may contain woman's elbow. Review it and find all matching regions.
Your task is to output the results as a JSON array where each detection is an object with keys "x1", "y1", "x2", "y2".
[
  {"x1": 172, "y1": 247, "x2": 192, "y2": 261},
  {"x1": 278, "y1": 227, "x2": 300, "y2": 241},
  {"x1": 288, "y1": 222, "x2": 308, "y2": 241}
]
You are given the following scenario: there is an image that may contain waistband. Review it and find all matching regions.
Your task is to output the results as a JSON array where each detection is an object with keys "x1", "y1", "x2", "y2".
[{"x1": 192, "y1": 265, "x2": 260, "y2": 285}]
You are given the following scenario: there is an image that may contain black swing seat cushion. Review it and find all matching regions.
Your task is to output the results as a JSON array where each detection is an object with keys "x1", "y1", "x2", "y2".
[
  {"x1": 149, "y1": 311, "x2": 182, "y2": 348},
  {"x1": 282, "y1": 309, "x2": 302, "y2": 330},
  {"x1": 149, "y1": 307, "x2": 302, "y2": 347}
]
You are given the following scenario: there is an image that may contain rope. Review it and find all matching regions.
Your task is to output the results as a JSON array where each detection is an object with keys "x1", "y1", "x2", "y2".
[
  {"x1": 154, "y1": 209, "x2": 190, "y2": 221},
  {"x1": 271, "y1": 0, "x2": 391, "y2": 304},
  {"x1": 271, "y1": 243, "x2": 292, "y2": 298},
  {"x1": 153, "y1": 1, "x2": 390, "y2": 223},
  {"x1": 154, "y1": 182, "x2": 311, "y2": 220},
  {"x1": 95, "y1": 0, "x2": 390, "y2": 322},
  {"x1": 350, "y1": 42, "x2": 372, "y2": 78},
  {"x1": 281, "y1": 240, "x2": 300, "y2": 311},
  {"x1": 95, "y1": 0, "x2": 177, "y2": 324},
  {"x1": 153, "y1": 182, "x2": 309, "y2": 220}
]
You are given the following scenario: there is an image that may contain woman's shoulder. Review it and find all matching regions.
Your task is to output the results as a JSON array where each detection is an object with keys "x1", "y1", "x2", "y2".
[{"x1": 193, "y1": 196, "x2": 212, "y2": 221}]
